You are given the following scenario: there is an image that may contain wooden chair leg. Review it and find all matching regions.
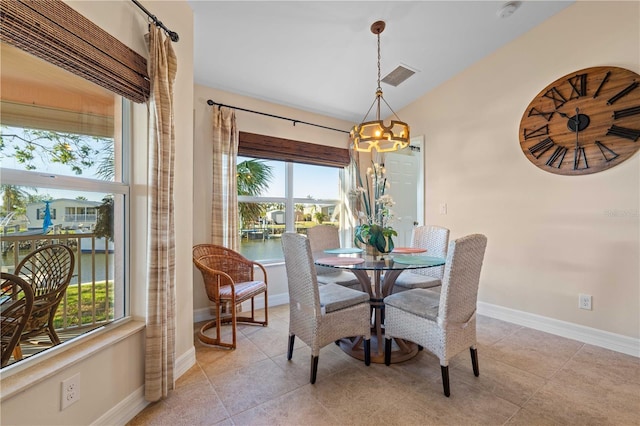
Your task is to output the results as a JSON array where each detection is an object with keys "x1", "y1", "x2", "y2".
[
  {"x1": 310, "y1": 355, "x2": 319, "y2": 384},
  {"x1": 384, "y1": 338, "x2": 392, "y2": 366},
  {"x1": 263, "y1": 291, "x2": 268, "y2": 326},
  {"x1": 12, "y1": 345, "x2": 23, "y2": 361},
  {"x1": 364, "y1": 339, "x2": 371, "y2": 366},
  {"x1": 470, "y1": 347, "x2": 479, "y2": 377},
  {"x1": 441, "y1": 365, "x2": 450, "y2": 397},
  {"x1": 215, "y1": 302, "x2": 223, "y2": 345},
  {"x1": 287, "y1": 335, "x2": 295, "y2": 360},
  {"x1": 230, "y1": 299, "x2": 237, "y2": 349}
]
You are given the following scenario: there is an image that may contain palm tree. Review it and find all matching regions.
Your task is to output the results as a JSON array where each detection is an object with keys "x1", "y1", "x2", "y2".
[
  {"x1": 236, "y1": 159, "x2": 273, "y2": 229},
  {"x1": 1, "y1": 185, "x2": 29, "y2": 215}
]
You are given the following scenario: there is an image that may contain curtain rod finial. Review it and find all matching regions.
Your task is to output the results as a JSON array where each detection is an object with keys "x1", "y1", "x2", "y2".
[{"x1": 207, "y1": 100, "x2": 215, "y2": 106}]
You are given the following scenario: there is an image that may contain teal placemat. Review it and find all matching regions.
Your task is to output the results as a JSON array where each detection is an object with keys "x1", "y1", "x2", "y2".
[
  {"x1": 324, "y1": 247, "x2": 364, "y2": 254},
  {"x1": 392, "y1": 255, "x2": 445, "y2": 266}
]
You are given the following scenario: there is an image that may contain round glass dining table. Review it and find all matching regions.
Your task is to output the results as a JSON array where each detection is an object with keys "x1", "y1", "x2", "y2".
[{"x1": 315, "y1": 251, "x2": 446, "y2": 364}]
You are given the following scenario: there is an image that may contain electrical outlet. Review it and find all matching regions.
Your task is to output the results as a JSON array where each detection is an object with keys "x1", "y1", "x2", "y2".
[
  {"x1": 61, "y1": 373, "x2": 81, "y2": 410},
  {"x1": 579, "y1": 294, "x2": 592, "y2": 310},
  {"x1": 439, "y1": 203, "x2": 447, "y2": 215}
]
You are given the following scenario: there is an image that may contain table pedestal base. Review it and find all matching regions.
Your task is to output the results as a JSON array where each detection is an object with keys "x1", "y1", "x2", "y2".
[{"x1": 337, "y1": 335, "x2": 418, "y2": 364}]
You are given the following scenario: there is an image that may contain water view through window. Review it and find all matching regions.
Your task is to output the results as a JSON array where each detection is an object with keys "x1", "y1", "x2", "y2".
[{"x1": 237, "y1": 157, "x2": 343, "y2": 261}]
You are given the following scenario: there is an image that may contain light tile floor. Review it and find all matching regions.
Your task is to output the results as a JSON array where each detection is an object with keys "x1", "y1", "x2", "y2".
[{"x1": 129, "y1": 304, "x2": 640, "y2": 425}]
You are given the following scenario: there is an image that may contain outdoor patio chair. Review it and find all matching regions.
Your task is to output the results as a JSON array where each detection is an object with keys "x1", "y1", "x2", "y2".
[
  {"x1": 12, "y1": 244, "x2": 75, "y2": 360},
  {"x1": 1, "y1": 272, "x2": 35, "y2": 367}
]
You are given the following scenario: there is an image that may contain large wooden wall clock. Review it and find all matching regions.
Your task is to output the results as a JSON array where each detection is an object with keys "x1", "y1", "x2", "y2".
[{"x1": 519, "y1": 66, "x2": 640, "y2": 175}]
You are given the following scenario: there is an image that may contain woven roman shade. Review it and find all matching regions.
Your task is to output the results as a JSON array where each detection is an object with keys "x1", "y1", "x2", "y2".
[
  {"x1": 239, "y1": 132, "x2": 350, "y2": 168},
  {"x1": 0, "y1": 0, "x2": 149, "y2": 103}
]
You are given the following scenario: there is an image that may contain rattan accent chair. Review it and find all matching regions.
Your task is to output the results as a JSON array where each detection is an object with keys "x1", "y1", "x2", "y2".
[
  {"x1": 12, "y1": 244, "x2": 75, "y2": 360},
  {"x1": 1, "y1": 273, "x2": 35, "y2": 367},
  {"x1": 281, "y1": 232, "x2": 371, "y2": 384},
  {"x1": 306, "y1": 224, "x2": 361, "y2": 290},
  {"x1": 393, "y1": 225, "x2": 450, "y2": 293},
  {"x1": 384, "y1": 234, "x2": 487, "y2": 397},
  {"x1": 192, "y1": 244, "x2": 268, "y2": 349}
]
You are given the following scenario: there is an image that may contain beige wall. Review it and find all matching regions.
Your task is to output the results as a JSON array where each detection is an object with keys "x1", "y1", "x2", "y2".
[
  {"x1": 1, "y1": 1, "x2": 195, "y2": 424},
  {"x1": 398, "y1": 1, "x2": 639, "y2": 338},
  {"x1": 192, "y1": 86, "x2": 354, "y2": 312},
  {"x1": 193, "y1": 2, "x2": 639, "y2": 341}
]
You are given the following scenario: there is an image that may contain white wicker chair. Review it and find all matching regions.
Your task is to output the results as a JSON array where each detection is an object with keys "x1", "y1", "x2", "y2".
[
  {"x1": 306, "y1": 224, "x2": 361, "y2": 290},
  {"x1": 383, "y1": 234, "x2": 487, "y2": 397},
  {"x1": 392, "y1": 225, "x2": 449, "y2": 293},
  {"x1": 281, "y1": 232, "x2": 371, "y2": 384}
]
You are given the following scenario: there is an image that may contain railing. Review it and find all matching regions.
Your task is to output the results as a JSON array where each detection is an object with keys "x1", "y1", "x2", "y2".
[
  {"x1": 63, "y1": 214, "x2": 97, "y2": 223},
  {"x1": 0, "y1": 232, "x2": 115, "y2": 332}
]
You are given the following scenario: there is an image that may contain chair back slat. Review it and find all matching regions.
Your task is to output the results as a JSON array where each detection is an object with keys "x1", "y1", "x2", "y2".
[{"x1": 14, "y1": 244, "x2": 75, "y2": 342}]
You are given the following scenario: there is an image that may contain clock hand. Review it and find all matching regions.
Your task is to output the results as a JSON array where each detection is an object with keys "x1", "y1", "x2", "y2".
[
  {"x1": 575, "y1": 107, "x2": 580, "y2": 148},
  {"x1": 573, "y1": 107, "x2": 580, "y2": 169}
]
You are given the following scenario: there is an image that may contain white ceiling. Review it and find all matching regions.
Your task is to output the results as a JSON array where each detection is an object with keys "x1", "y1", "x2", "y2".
[{"x1": 189, "y1": 1, "x2": 573, "y2": 124}]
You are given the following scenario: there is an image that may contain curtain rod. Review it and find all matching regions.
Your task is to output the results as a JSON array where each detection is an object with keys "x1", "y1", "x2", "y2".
[
  {"x1": 131, "y1": 0, "x2": 179, "y2": 42},
  {"x1": 207, "y1": 100, "x2": 350, "y2": 134}
]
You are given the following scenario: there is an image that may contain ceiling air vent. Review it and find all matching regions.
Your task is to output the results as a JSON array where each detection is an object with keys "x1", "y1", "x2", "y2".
[{"x1": 381, "y1": 65, "x2": 416, "y2": 87}]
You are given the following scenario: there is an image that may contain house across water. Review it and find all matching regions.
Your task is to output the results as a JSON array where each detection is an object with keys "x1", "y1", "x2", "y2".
[
  {"x1": 26, "y1": 198, "x2": 99, "y2": 231},
  {"x1": 25, "y1": 198, "x2": 113, "y2": 252}
]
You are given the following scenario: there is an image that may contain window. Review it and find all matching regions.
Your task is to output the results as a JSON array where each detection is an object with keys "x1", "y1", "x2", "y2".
[
  {"x1": 0, "y1": 42, "x2": 129, "y2": 367},
  {"x1": 237, "y1": 156, "x2": 344, "y2": 261}
]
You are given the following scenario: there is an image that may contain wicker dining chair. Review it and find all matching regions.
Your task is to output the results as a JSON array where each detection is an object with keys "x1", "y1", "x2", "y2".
[
  {"x1": 384, "y1": 234, "x2": 487, "y2": 397},
  {"x1": 281, "y1": 232, "x2": 371, "y2": 384},
  {"x1": 306, "y1": 224, "x2": 361, "y2": 290},
  {"x1": 392, "y1": 225, "x2": 450, "y2": 293},
  {"x1": 12, "y1": 244, "x2": 75, "y2": 360},
  {"x1": 192, "y1": 246, "x2": 268, "y2": 349},
  {"x1": 1, "y1": 273, "x2": 35, "y2": 367}
]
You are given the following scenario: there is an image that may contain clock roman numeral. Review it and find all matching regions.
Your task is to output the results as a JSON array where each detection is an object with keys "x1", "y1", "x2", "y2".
[
  {"x1": 613, "y1": 105, "x2": 640, "y2": 120},
  {"x1": 607, "y1": 81, "x2": 639, "y2": 105},
  {"x1": 528, "y1": 137, "x2": 555, "y2": 159},
  {"x1": 568, "y1": 73, "x2": 587, "y2": 99},
  {"x1": 595, "y1": 141, "x2": 620, "y2": 163},
  {"x1": 523, "y1": 124, "x2": 549, "y2": 140},
  {"x1": 543, "y1": 87, "x2": 567, "y2": 109},
  {"x1": 607, "y1": 125, "x2": 640, "y2": 141},
  {"x1": 573, "y1": 147, "x2": 589, "y2": 170},
  {"x1": 528, "y1": 107, "x2": 555, "y2": 121},
  {"x1": 546, "y1": 145, "x2": 567, "y2": 168},
  {"x1": 592, "y1": 71, "x2": 611, "y2": 99}
]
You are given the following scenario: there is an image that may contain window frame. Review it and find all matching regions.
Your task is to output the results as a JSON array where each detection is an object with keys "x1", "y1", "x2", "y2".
[
  {"x1": 0, "y1": 99, "x2": 132, "y2": 370},
  {"x1": 237, "y1": 158, "x2": 347, "y2": 262}
]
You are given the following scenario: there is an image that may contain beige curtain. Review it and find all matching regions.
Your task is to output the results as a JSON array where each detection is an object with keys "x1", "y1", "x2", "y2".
[
  {"x1": 145, "y1": 24, "x2": 177, "y2": 403},
  {"x1": 211, "y1": 106, "x2": 239, "y2": 250}
]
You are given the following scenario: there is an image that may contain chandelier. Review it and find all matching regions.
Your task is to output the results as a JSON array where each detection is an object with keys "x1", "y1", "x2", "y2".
[{"x1": 351, "y1": 21, "x2": 410, "y2": 153}]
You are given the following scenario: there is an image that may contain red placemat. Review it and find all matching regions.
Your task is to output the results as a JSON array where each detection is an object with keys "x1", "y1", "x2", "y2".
[
  {"x1": 316, "y1": 257, "x2": 365, "y2": 266},
  {"x1": 391, "y1": 247, "x2": 427, "y2": 254}
]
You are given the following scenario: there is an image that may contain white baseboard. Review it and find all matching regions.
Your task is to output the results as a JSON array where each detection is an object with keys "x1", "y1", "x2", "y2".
[
  {"x1": 194, "y1": 292, "x2": 290, "y2": 323},
  {"x1": 477, "y1": 301, "x2": 640, "y2": 358},
  {"x1": 91, "y1": 385, "x2": 148, "y2": 426},
  {"x1": 91, "y1": 347, "x2": 195, "y2": 426},
  {"x1": 175, "y1": 345, "x2": 196, "y2": 379}
]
